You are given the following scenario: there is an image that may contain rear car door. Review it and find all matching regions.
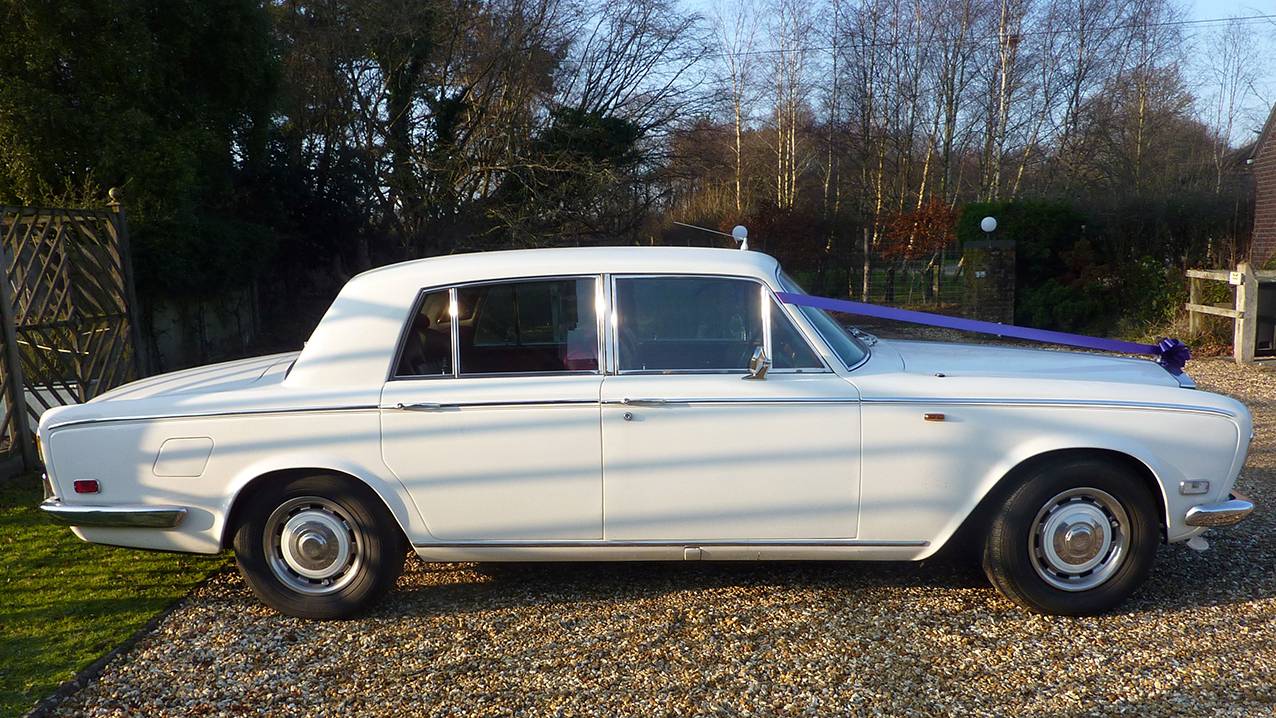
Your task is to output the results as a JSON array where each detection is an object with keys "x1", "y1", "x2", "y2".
[{"x1": 381, "y1": 276, "x2": 605, "y2": 540}]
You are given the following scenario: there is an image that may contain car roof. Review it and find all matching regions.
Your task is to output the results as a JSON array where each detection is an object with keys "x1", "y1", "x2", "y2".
[
  {"x1": 287, "y1": 246, "x2": 783, "y2": 389},
  {"x1": 347, "y1": 246, "x2": 781, "y2": 290}
]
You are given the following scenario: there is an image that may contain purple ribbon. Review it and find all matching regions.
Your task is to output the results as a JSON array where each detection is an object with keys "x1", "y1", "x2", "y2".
[{"x1": 775, "y1": 293, "x2": 1191, "y2": 375}]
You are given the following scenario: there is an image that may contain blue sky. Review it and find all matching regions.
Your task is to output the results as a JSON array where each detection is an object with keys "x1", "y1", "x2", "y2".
[{"x1": 1188, "y1": 0, "x2": 1273, "y2": 21}]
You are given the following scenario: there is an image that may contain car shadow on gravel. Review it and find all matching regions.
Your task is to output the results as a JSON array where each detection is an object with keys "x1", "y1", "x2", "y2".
[{"x1": 378, "y1": 527, "x2": 1273, "y2": 618}]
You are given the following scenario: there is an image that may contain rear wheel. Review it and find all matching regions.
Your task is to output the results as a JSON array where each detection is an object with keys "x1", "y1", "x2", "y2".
[
  {"x1": 982, "y1": 458, "x2": 1160, "y2": 616},
  {"x1": 233, "y1": 474, "x2": 406, "y2": 619}
]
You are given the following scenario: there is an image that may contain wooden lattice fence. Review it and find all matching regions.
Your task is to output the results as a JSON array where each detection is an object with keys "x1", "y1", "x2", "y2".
[{"x1": 0, "y1": 189, "x2": 145, "y2": 478}]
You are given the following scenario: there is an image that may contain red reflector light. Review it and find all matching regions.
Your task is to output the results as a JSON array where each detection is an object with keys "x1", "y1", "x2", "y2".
[{"x1": 73, "y1": 480, "x2": 100, "y2": 494}]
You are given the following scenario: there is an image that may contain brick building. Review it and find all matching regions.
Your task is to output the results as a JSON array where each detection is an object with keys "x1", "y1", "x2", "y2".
[{"x1": 1250, "y1": 105, "x2": 1276, "y2": 267}]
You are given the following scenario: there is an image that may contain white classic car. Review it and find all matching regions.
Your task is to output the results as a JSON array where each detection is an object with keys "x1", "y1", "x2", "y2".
[{"x1": 39, "y1": 247, "x2": 1253, "y2": 618}]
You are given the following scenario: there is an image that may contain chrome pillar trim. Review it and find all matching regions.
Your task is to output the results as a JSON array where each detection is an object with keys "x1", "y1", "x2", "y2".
[
  {"x1": 39, "y1": 499, "x2": 186, "y2": 528},
  {"x1": 1184, "y1": 491, "x2": 1254, "y2": 527}
]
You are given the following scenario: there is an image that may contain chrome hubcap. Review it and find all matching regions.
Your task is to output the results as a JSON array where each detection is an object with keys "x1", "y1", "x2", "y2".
[
  {"x1": 265, "y1": 497, "x2": 361, "y2": 595},
  {"x1": 1030, "y1": 488, "x2": 1128, "y2": 591}
]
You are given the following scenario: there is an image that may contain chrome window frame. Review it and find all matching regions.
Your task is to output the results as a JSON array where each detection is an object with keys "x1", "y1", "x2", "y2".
[
  {"x1": 607, "y1": 273, "x2": 831, "y2": 376},
  {"x1": 388, "y1": 274, "x2": 606, "y2": 381}
]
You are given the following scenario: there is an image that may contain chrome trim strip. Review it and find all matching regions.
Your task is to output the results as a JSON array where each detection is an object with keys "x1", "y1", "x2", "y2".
[
  {"x1": 601, "y1": 397, "x2": 860, "y2": 406},
  {"x1": 413, "y1": 539, "x2": 929, "y2": 548},
  {"x1": 1185, "y1": 491, "x2": 1254, "y2": 527},
  {"x1": 385, "y1": 399, "x2": 599, "y2": 410},
  {"x1": 859, "y1": 397, "x2": 1237, "y2": 418},
  {"x1": 46, "y1": 404, "x2": 380, "y2": 430},
  {"x1": 40, "y1": 499, "x2": 186, "y2": 528}
]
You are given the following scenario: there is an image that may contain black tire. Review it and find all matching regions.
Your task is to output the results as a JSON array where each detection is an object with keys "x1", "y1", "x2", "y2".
[
  {"x1": 233, "y1": 474, "x2": 406, "y2": 619},
  {"x1": 982, "y1": 458, "x2": 1159, "y2": 616}
]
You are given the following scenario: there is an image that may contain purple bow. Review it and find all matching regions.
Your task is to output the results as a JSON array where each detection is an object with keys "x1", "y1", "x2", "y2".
[
  {"x1": 775, "y1": 292, "x2": 1192, "y2": 375},
  {"x1": 1155, "y1": 338, "x2": 1191, "y2": 375}
]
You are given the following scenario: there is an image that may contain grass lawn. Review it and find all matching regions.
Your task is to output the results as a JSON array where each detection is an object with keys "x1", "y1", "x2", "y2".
[{"x1": 0, "y1": 474, "x2": 229, "y2": 718}]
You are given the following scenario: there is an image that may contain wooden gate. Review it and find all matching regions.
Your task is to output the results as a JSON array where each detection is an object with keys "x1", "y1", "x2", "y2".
[{"x1": 0, "y1": 189, "x2": 145, "y2": 477}]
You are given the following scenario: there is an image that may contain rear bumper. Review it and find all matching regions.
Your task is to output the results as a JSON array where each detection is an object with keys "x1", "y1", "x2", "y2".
[
  {"x1": 1185, "y1": 491, "x2": 1254, "y2": 528},
  {"x1": 39, "y1": 499, "x2": 187, "y2": 529}
]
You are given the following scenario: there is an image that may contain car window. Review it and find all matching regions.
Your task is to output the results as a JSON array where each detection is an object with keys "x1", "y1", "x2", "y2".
[
  {"x1": 770, "y1": 300, "x2": 824, "y2": 370},
  {"x1": 394, "y1": 289, "x2": 454, "y2": 377},
  {"x1": 457, "y1": 278, "x2": 598, "y2": 374},
  {"x1": 615, "y1": 277, "x2": 762, "y2": 372},
  {"x1": 777, "y1": 271, "x2": 868, "y2": 370}
]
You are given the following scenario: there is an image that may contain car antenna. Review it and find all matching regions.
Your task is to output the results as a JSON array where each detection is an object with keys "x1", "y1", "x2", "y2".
[{"x1": 671, "y1": 222, "x2": 750, "y2": 251}]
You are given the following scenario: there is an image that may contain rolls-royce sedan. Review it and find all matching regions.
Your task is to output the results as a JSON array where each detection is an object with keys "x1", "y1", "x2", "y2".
[{"x1": 38, "y1": 247, "x2": 1254, "y2": 618}]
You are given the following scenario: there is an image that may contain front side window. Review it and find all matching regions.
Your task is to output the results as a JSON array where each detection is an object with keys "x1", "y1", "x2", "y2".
[
  {"x1": 457, "y1": 278, "x2": 598, "y2": 374},
  {"x1": 769, "y1": 300, "x2": 824, "y2": 370},
  {"x1": 778, "y1": 271, "x2": 868, "y2": 370},
  {"x1": 615, "y1": 277, "x2": 762, "y2": 372}
]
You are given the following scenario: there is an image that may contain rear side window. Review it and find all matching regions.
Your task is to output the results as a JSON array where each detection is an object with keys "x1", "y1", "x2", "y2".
[
  {"x1": 457, "y1": 278, "x2": 598, "y2": 374},
  {"x1": 395, "y1": 289, "x2": 454, "y2": 377},
  {"x1": 615, "y1": 277, "x2": 762, "y2": 372}
]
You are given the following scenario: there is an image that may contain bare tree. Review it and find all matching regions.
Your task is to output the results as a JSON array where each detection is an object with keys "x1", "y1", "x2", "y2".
[
  {"x1": 765, "y1": 0, "x2": 817, "y2": 209},
  {"x1": 976, "y1": 0, "x2": 1028, "y2": 201},
  {"x1": 710, "y1": 0, "x2": 763, "y2": 215},
  {"x1": 1201, "y1": 14, "x2": 1265, "y2": 192},
  {"x1": 558, "y1": 0, "x2": 709, "y2": 134}
]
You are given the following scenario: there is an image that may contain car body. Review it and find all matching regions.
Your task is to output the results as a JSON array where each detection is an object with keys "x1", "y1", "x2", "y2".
[{"x1": 38, "y1": 247, "x2": 1254, "y2": 617}]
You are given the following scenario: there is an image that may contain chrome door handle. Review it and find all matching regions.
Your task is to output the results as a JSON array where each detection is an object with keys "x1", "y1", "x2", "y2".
[
  {"x1": 622, "y1": 398, "x2": 666, "y2": 405},
  {"x1": 393, "y1": 402, "x2": 443, "y2": 410}
]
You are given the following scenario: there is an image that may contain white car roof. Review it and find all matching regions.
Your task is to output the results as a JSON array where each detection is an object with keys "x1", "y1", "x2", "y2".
[
  {"x1": 350, "y1": 246, "x2": 780, "y2": 288},
  {"x1": 287, "y1": 246, "x2": 782, "y2": 388}
]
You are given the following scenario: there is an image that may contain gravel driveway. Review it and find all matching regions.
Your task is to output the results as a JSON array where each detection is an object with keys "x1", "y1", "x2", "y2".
[{"x1": 46, "y1": 356, "x2": 1276, "y2": 717}]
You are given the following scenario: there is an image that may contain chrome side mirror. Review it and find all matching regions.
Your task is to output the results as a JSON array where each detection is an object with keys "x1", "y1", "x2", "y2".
[{"x1": 744, "y1": 346, "x2": 771, "y2": 380}]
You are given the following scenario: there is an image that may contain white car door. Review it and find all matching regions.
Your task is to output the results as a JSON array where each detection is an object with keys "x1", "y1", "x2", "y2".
[
  {"x1": 381, "y1": 277, "x2": 605, "y2": 540},
  {"x1": 600, "y1": 276, "x2": 861, "y2": 541}
]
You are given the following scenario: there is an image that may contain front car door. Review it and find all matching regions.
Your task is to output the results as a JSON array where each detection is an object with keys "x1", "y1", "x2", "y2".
[
  {"x1": 381, "y1": 276, "x2": 605, "y2": 540},
  {"x1": 599, "y1": 275, "x2": 862, "y2": 541}
]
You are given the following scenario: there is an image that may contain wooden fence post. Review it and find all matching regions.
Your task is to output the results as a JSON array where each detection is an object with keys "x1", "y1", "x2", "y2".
[
  {"x1": 1235, "y1": 261, "x2": 1258, "y2": 365},
  {"x1": 1188, "y1": 276, "x2": 1200, "y2": 334},
  {"x1": 0, "y1": 256, "x2": 36, "y2": 470},
  {"x1": 107, "y1": 188, "x2": 148, "y2": 379}
]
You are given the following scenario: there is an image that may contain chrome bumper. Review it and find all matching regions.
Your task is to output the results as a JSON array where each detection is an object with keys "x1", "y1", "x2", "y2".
[
  {"x1": 39, "y1": 499, "x2": 187, "y2": 529},
  {"x1": 1185, "y1": 491, "x2": 1254, "y2": 528}
]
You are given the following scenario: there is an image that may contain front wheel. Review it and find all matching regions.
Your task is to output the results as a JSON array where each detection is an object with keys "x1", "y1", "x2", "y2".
[
  {"x1": 982, "y1": 458, "x2": 1160, "y2": 616},
  {"x1": 233, "y1": 474, "x2": 406, "y2": 619}
]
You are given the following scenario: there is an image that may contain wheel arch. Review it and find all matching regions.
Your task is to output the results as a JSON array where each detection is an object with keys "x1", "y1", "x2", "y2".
[
  {"x1": 220, "y1": 467, "x2": 413, "y2": 550},
  {"x1": 937, "y1": 447, "x2": 1168, "y2": 561}
]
